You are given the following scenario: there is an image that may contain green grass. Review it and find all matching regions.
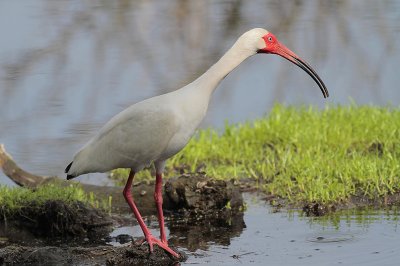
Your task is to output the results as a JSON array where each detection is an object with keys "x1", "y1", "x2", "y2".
[
  {"x1": 0, "y1": 182, "x2": 112, "y2": 217},
  {"x1": 111, "y1": 104, "x2": 400, "y2": 205}
]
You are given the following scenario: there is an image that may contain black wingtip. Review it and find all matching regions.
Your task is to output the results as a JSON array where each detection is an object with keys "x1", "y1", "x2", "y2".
[
  {"x1": 65, "y1": 161, "x2": 73, "y2": 173},
  {"x1": 65, "y1": 162, "x2": 76, "y2": 180}
]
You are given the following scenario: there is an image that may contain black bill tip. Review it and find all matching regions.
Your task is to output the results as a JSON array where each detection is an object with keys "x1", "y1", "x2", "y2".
[{"x1": 293, "y1": 57, "x2": 329, "y2": 98}]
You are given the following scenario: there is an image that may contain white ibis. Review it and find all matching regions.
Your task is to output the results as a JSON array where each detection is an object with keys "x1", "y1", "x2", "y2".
[{"x1": 65, "y1": 28, "x2": 329, "y2": 258}]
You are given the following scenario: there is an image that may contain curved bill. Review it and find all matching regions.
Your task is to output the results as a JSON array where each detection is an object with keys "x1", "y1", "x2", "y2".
[{"x1": 275, "y1": 45, "x2": 329, "y2": 98}]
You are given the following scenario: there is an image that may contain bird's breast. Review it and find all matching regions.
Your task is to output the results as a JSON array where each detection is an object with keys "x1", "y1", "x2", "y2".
[{"x1": 157, "y1": 93, "x2": 208, "y2": 161}]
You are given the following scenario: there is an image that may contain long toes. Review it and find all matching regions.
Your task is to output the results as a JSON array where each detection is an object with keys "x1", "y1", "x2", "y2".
[{"x1": 147, "y1": 236, "x2": 180, "y2": 258}]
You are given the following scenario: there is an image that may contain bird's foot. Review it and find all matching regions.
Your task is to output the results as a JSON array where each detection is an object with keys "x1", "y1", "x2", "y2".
[{"x1": 138, "y1": 235, "x2": 180, "y2": 258}]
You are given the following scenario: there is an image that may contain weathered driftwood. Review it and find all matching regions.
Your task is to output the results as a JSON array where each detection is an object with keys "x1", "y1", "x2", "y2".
[
  {"x1": 0, "y1": 144, "x2": 243, "y2": 216},
  {"x1": 0, "y1": 144, "x2": 47, "y2": 188}
]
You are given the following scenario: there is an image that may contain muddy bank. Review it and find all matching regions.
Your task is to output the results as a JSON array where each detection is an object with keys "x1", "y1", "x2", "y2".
[
  {"x1": 0, "y1": 194, "x2": 243, "y2": 265},
  {"x1": 0, "y1": 167, "x2": 243, "y2": 265},
  {"x1": 0, "y1": 244, "x2": 185, "y2": 266}
]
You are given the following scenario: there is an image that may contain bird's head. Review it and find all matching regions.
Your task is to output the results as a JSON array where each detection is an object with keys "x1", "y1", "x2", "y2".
[{"x1": 240, "y1": 28, "x2": 329, "y2": 98}]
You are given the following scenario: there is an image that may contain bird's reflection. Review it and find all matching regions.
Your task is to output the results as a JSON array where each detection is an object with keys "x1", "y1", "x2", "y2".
[{"x1": 168, "y1": 212, "x2": 245, "y2": 252}]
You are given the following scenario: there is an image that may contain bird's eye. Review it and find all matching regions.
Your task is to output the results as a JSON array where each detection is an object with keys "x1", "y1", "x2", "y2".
[{"x1": 268, "y1": 36, "x2": 273, "y2": 42}]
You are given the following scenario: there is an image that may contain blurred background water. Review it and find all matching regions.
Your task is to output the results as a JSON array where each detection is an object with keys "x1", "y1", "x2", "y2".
[{"x1": 0, "y1": 0, "x2": 399, "y2": 184}]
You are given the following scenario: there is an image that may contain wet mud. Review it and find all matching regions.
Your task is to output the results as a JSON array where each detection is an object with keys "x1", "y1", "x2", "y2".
[
  {"x1": 164, "y1": 173, "x2": 243, "y2": 214},
  {"x1": 0, "y1": 244, "x2": 185, "y2": 266},
  {"x1": 0, "y1": 174, "x2": 243, "y2": 265}
]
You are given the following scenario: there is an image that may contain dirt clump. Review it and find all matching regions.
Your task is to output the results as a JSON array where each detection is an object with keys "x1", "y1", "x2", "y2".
[
  {"x1": 164, "y1": 172, "x2": 243, "y2": 217},
  {"x1": 302, "y1": 202, "x2": 336, "y2": 216},
  {"x1": 0, "y1": 200, "x2": 112, "y2": 239}
]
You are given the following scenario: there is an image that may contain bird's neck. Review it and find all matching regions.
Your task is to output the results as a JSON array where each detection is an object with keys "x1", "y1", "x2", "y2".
[{"x1": 191, "y1": 41, "x2": 256, "y2": 98}]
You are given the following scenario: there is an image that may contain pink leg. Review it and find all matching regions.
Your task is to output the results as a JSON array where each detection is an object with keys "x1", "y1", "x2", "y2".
[
  {"x1": 123, "y1": 170, "x2": 179, "y2": 258},
  {"x1": 123, "y1": 170, "x2": 152, "y2": 240},
  {"x1": 154, "y1": 173, "x2": 167, "y2": 243}
]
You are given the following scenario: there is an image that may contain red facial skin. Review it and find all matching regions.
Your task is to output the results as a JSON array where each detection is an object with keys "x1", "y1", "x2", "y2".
[{"x1": 259, "y1": 33, "x2": 300, "y2": 61}]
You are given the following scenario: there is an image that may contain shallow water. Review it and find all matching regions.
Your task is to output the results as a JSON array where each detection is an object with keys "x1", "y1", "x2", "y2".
[
  {"x1": 109, "y1": 193, "x2": 400, "y2": 266},
  {"x1": 1, "y1": 1, "x2": 400, "y2": 184}
]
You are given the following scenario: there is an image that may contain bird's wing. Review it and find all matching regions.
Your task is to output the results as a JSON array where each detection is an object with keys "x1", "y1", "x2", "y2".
[{"x1": 75, "y1": 103, "x2": 181, "y2": 173}]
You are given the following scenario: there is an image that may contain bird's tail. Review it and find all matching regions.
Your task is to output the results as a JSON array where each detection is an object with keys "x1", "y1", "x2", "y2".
[{"x1": 65, "y1": 161, "x2": 76, "y2": 180}]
